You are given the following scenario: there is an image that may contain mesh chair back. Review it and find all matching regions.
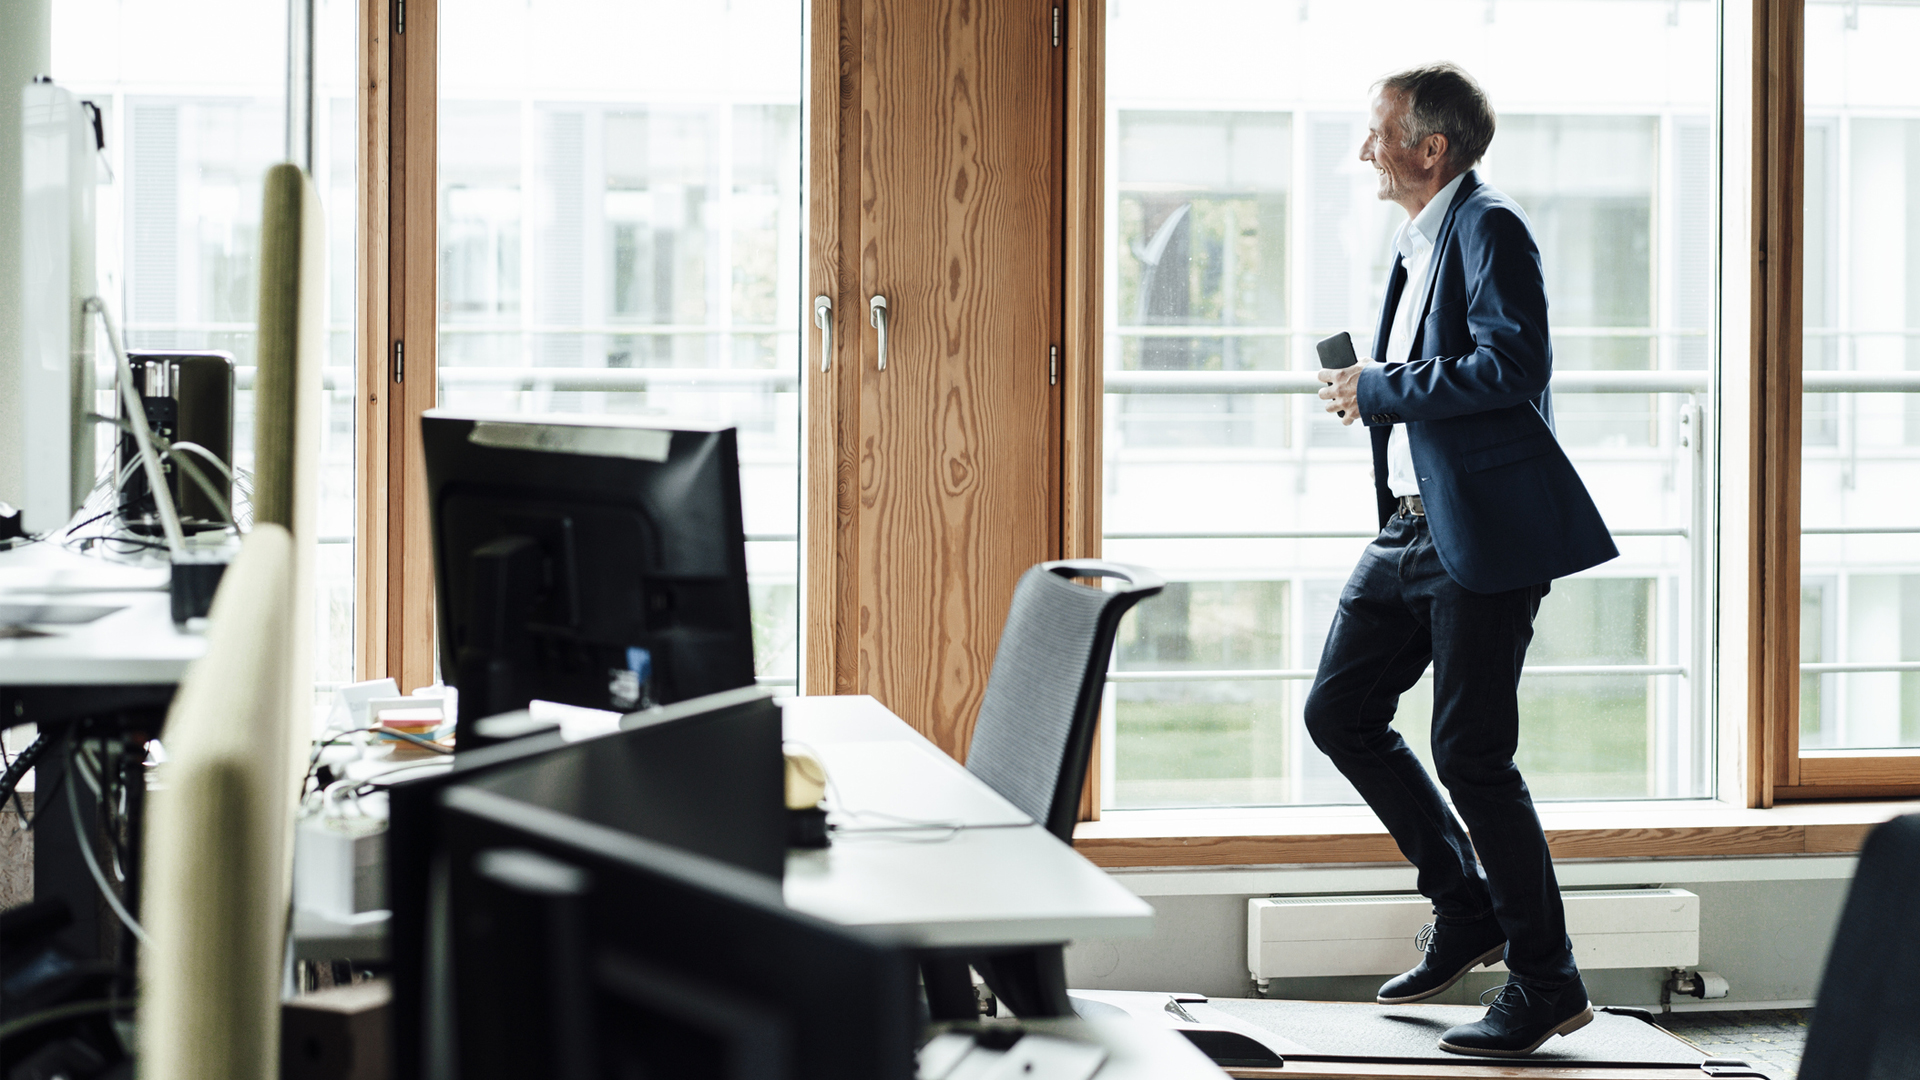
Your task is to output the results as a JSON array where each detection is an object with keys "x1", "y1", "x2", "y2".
[
  {"x1": 1798, "y1": 813, "x2": 1920, "y2": 1080},
  {"x1": 965, "y1": 561, "x2": 1163, "y2": 841}
]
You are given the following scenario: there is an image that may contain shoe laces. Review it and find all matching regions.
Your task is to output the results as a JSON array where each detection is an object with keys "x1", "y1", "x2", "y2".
[
  {"x1": 1479, "y1": 980, "x2": 1548, "y2": 1020},
  {"x1": 1415, "y1": 923, "x2": 1437, "y2": 954}
]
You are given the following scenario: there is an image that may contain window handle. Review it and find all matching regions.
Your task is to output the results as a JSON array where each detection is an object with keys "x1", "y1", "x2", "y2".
[
  {"x1": 814, "y1": 295, "x2": 833, "y2": 373},
  {"x1": 869, "y1": 295, "x2": 889, "y2": 371}
]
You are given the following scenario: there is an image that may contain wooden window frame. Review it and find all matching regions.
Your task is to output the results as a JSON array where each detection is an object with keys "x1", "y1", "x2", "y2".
[
  {"x1": 350, "y1": 0, "x2": 1918, "y2": 860},
  {"x1": 356, "y1": 0, "x2": 438, "y2": 695},
  {"x1": 1066, "y1": 0, "x2": 1105, "y2": 819},
  {"x1": 1749, "y1": 0, "x2": 1920, "y2": 804}
]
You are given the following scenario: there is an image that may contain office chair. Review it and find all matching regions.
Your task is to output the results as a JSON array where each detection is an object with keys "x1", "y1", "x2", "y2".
[
  {"x1": 1796, "y1": 813, "x2": 1920, "y2": 1080},
  {"x1": 921, "y1": 559, "x2": 1163, "y2": 1020},
  {"x1": 964, "y1": 559, "x2": 1164, "y2": 841}
]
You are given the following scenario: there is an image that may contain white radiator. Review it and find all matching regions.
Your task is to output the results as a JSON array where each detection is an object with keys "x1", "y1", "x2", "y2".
[{"x1": 1247, "y1": 889, "x2": 1699, "y2": 981}]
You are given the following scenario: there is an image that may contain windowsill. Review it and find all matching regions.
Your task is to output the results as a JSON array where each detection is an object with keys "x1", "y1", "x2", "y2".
[{"x1": 1071, "y1": 798, "x2": 1920, "y2": 868}]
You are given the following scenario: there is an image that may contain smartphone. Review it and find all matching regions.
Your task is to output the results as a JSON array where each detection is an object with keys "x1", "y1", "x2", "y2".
[
  {"x1": 1315, "y1": 331, "x2": 1360, "y2": 369},
  {"x1": 1315, "y1": 331, "x2": 1359, "y2": 418}
]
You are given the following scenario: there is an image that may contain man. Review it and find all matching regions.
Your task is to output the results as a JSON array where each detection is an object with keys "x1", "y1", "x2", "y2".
[{"x1": 1310, "y1": 63, "x2": 1617, "y2": 1058}]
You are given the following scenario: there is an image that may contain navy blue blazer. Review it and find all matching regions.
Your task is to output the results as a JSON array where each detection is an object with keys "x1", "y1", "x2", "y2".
[{"x1": 1354, "y1": 170, "x2": 1617, "y2": 594}]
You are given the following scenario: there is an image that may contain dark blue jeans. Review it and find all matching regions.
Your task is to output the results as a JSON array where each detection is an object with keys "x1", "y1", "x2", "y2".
[{"x1": 1303, "y1": 511, "x2": 1577, "y2": 988}]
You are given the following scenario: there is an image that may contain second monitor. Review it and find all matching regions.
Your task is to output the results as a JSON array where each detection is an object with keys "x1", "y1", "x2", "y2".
[{"x1": 422, "y1": 412, "x2": 757, "y2": 745}]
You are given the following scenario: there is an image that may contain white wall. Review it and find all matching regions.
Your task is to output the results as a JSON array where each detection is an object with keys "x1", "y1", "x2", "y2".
[
  {"x1": 1066, "y1": 865, "x2": 1852, "y2": 1008},
  {"x1": 0, "y1": 0, "x2": 53, "y2": 512}
]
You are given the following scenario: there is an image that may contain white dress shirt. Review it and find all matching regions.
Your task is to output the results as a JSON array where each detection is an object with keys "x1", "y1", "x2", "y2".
[{"x1": 1381, "y1": 170, "x2": 1467, "y2": 499}]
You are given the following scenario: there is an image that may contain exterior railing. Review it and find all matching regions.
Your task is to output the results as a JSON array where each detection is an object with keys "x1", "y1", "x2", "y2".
[
  {"x1": 103, "y1": 362, "x2": 1920, "y2": 396},
  {"x1": 111, "y1": 345, "x2": 1920, "y2": 686},
  {"x1": 1106, "y1": 664, "x2": 1687, "y2": 683}
]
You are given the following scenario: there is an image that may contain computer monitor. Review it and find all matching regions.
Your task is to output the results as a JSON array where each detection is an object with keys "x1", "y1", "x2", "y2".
[
  {"x1": 421, "y1": 411, "x2": 757, "y2": 749},
  {"x1": 439, "y1": 782, "x2": 916, "y2": 1080},
  {"x1": 385, "y1": 686, "x2": 788, "y2": 1080}
]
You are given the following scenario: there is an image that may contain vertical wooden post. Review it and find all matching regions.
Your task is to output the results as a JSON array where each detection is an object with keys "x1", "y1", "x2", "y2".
[
  {"x1": 1065, "y1": 0, "x2": 1106, "y2": 823},
  {"x1": 804, "y1": 0, "x2": 861, "y2": 697},
  {"x1": 357, "y1": 0, "x2": 437, "y2": 691},
  {"x1": 1062, "y1": 0, "x2": 1104, "y2": 570},
  {"x1": 354, "y1": 0, "x2": 390, "y2": 682},
  {"x1": 391, "y1": 0, "x2": 439, "y2": 693},
  {"x1": 1748, "y1": 0, "x2": 1804, "y2": 808}
]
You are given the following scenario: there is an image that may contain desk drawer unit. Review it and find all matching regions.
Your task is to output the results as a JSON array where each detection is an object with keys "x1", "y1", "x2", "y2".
[{"x1": 1248, "y1": 889, "x2": 1699, "y2": 980}]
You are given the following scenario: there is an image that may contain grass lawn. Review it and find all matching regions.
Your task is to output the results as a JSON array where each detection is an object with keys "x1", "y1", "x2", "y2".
[{"x1": 1112, "y1": 676, "x2": 1656, "y2": 807}]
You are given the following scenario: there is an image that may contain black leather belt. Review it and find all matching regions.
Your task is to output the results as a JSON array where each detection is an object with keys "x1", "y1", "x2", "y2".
[{"x1": 1397, "y1": 495, "x2": 1425, "y2": 517}]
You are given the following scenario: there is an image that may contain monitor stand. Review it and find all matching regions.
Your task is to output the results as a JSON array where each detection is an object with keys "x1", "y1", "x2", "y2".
[{"x1": 454, "y1": 534, "x2": 543, "y2": 751}]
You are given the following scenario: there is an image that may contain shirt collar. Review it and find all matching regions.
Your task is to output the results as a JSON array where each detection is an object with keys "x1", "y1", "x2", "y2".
[{"x1": 1394, "y1": 170, "x2": 1468, "y2": 260}]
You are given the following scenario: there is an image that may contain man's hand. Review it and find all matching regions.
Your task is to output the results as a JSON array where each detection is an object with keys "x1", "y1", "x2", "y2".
[{"x1": 1318, "y1": 361, "x2": 1365, "y2": 426}]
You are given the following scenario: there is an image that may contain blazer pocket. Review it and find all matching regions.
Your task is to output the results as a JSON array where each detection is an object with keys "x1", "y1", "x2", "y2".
[
  {"x1": 1462, "y1": 431, "x2": 1556, "y2": 474},
  {"x1": 1423, "y1": 298, "x2": 1463, "y2": 326},
  {"x1": 1421, "y1": 300, "x2": 1465, "y2": 353}
]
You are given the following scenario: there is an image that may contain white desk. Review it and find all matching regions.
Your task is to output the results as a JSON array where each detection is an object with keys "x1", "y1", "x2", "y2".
[
  {"x1": 0, "y1": 542, "x2": 203, "y2": 686},
  {"x1": 1, "y1": 541, "x2": 205, "y2": 970},
  {"x1": 779, "y1": 695, "x2": 1155, "y2": 949},
  {"x1": 785, "y1": 694, "x2": 1032, "y2": 830}
]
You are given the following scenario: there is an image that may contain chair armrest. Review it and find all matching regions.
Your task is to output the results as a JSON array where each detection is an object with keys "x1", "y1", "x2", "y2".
[{"x1": 1041, "y1": 559, "x2": 1165, "y2": 595}]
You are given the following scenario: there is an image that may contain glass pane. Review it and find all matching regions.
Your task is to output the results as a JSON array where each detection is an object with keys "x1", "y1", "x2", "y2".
[
  {"x1": 1800, "y1": 1, "x2": 1920, "y2": 751},
  {"x1": 53, "y1": 0, "x2": 359, "y2": 699},
  {"x1": 1102, "y1": 0, "x2": 1716, "y2": 807},
  {"x1": 437, "y1": 0, "x2": 804, "y2": 687}
]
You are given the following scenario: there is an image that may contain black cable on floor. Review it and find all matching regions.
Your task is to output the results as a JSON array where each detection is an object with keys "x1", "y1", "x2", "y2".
[
  {"x1": 0, "y1": 998, "x2": 135, "y2": 1042},
  {"x1": 0, "y1": 730, "x2": 50, "y2": 825}
]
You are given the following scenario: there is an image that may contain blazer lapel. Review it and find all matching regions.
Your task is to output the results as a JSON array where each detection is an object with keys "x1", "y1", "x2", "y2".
[{"x1": 1410, "y1": 170, "x2": 1482, "y2": 358}]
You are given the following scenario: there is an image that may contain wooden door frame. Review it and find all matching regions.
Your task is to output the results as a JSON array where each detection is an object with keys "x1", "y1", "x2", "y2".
[
  {"x1": 803, "y1": 0, "x2": 1101, "y2": 718},
  {"x1": 356, "y1": 0, "x2": 438, "y2": 693}
]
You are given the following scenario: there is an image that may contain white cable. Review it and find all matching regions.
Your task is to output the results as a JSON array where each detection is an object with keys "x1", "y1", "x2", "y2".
[
  {"x1": 321, "y1": 776, "x2": 360, "y2": 819},
  {"x1": 87, "y1": 416, "x2": 233, "y2": 524},
  {"x1": 356, "y1": 759, "x2": 454, "y2": 785},
  {"x1": 72, "y1": 745, "x2": 98, "y2": 798},
  {"x1": 83, "y1": 297, "x2": 186, "y2": 558},
  {"x1": 166, "y1": 450, "x2": 234, "y2": 524},
  {"x1": 65, "y1": 745, "x2": 148, "y2": 946},
  {"x1": 167, "y1": 441, "x2": 233, "y2": 484}
]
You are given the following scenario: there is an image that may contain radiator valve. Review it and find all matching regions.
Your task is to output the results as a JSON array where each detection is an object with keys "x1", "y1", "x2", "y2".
[{"x1": 1666, "y1": 968, "x2": 1730, "y2": 1001}]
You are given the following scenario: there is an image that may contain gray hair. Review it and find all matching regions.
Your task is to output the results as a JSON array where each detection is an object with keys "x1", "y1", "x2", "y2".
[{"x1": 1377, "y1": 63, "x2": 1496, "y2": 171}]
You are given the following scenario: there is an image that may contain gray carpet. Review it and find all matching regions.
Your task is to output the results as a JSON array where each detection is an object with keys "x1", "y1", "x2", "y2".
[{"x1": 1203, "y1": 999, "x2": 1710, "y2": 1065}]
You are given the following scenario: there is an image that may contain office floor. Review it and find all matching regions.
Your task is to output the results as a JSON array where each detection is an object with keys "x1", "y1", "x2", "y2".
[
  {"x1": 1655, "y1": 1009, "x2": 1810, "y2": 1079},
  {"x1": 0, "y1": 790, "x2": 31, "y2": 908}
]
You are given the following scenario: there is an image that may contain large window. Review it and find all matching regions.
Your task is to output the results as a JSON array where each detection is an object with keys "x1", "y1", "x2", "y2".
[
  {"x1": 1100, "y1": 0, "x2": 1717, "y2": 809},
  {"x1": 1798, "y1": 0, "x2": 1920, "y2": 753},
  {"x1": 436, "y1": 0, "x2": 804, "y2": 686},
  {"x1": 53, "y1": 0, "x2": 360, "y2": 700}
]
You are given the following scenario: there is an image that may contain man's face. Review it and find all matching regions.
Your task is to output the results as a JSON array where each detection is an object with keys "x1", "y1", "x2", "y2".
[{"x1": 1361, "y1": 89, "x2": 1433, "y2": 210}]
